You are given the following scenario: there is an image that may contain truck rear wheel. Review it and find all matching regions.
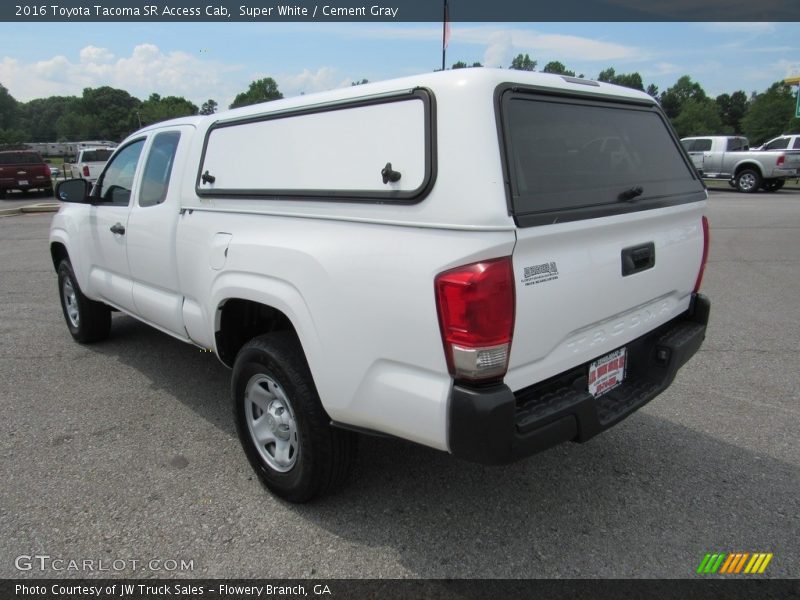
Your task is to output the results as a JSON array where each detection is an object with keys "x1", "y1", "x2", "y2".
[
  {"x1": 232, "y1": 332, "x2": 357, "y2": 503},
  {"x1": 735, "y1": 168, "x2": 762, "y2": 193},
  {"x1": 761, "y1": 179, "x2": 784, "y2": 192},
  {"x1": 57, "y1": 259, "x2": 111, "y2": 343}
]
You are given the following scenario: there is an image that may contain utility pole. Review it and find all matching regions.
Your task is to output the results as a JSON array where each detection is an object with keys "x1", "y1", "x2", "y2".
[{"x1": 441, "y1": 0, "x2": 449, "y2": 71}]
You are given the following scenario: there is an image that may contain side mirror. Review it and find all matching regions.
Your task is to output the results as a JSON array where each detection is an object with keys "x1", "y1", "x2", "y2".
[{"x1": 56, "y1": 178, "x2": 91, "y2": 203}]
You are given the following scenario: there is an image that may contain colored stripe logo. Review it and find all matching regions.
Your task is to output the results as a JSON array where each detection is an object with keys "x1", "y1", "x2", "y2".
[{"x1": 696, "y1": 552, "x2": 773, "y2": 574}]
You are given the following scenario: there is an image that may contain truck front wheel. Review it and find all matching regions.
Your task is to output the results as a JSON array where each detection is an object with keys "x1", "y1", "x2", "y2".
[
  {"x1": 232, "y1": 332, "x2": 357, "y2": 503},
  {"x1": 735, "y1": 169, "x2": 762, "y2": 193},
  {"x1": 57, "y1": 259, "x2": 111, "y2": 343}
]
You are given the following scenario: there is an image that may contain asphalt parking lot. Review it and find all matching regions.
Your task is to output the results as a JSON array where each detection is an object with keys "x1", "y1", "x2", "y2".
[{"x1": 1, "y1": 190, "x2": 798, "y2": 579}]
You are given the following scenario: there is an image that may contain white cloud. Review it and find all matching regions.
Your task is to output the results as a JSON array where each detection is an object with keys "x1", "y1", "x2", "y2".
[
  {"x1": 321, "y1": 24, "x2": 642, "y2": 63},
  {"x1": 701, "y1": 22, "x2": 777, "y2": 34},
  {"x1": 457, "y1": 27, "x2": 642, "y2": 62},
  {"x1": 0, "y1": 43, "x2": 242, "y2": 106},
  {"x1": 649, "y1": 62, "x2": 682, "y2": 76},
  {"x1": 482, "y1": 31, "x2": 513, "y2": 68},
  {"x1": 79, "y1": 45, "x2": 114, "y2": 64},
  {"x1": 277, "y1": 67, "x2": 351, "y2": 97},
  {"x1": 777, "y1": 59, "x2": 800, "y2": 79}
]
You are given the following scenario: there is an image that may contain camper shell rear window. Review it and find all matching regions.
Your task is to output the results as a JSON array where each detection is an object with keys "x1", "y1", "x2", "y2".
[
  {"x1": 496, "y1": 86, "x2": 705, "y2": 227},
  {"x1": 196, "y1": 89, "x2": 435, "y2": 204},
  {"x1": 81, "y1": 149, "x2": 114, "y2": 162}
]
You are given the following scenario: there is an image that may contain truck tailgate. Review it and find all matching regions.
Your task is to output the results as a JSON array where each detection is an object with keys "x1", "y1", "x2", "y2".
[
  {"x1": 506, "y1": 201, "x2": 706, "y2": 392},
  {"x1": 495, "y1": 86, "x2": 708, "y2": 393},
  {"x1": 782, "y1": 152, "x2": 800, "y2": 170}
]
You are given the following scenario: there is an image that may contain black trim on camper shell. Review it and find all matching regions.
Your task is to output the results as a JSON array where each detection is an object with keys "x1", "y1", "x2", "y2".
[
  {"x1": 449, "y1": 293, "x2": 710, "y2": 465},
  {"x1": 493, "y1": 83, "x2": 705, "y2": 228},
  {"x1": 195, "y1": 88, "x2": 437, "y2": 205}
]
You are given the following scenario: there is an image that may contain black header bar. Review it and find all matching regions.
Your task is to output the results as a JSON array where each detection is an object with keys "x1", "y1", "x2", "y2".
[{"x1": 2, "y1": 0, "x2": 799, "y2": 22}]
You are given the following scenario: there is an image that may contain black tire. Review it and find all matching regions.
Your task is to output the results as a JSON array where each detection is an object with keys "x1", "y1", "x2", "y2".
[
  {"x1": 727, "y1": 180, "x2": 737, "y2": 189},
  {"x1": 761, "y1": 179, "x2": 784, "y2": 192},
  {"x1": 57, "y1": 259, "x2": 111, "y2": 343},
  {"x1": 735, "y1": 168, "x2": 762, "y2": 193},
  {"x1": 232, "y1": 332, "x2": 357, "y2": 503}
]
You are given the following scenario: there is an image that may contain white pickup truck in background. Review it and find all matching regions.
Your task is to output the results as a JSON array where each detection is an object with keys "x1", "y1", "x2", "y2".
[
  {"x1": 754, "y1": 134, "x2": 800, "y2": 151},
  {"x1": 681, "y1": 135, "x2": 800, "y2": 192},
  {"x1": 50, "y1": 70, "x2": 711, "y2": 502},
  {"x1": 65, "y1": 147, "x2": 115, "y2": 183}
]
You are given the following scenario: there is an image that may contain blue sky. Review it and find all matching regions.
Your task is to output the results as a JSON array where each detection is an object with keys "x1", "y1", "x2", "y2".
[{"x1": 0, "y1": 22, "x2": 797, "y2": 108}]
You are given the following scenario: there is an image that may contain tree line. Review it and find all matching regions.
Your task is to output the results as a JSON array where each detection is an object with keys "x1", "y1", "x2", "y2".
[{"x1": 1, "y1": 52, "x2": 797, "y2": 148}]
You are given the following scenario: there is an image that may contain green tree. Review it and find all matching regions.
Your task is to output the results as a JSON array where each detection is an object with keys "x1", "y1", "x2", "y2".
[
  {"x1": 542, "y1": 61, "x2": 575, "y2": 76},
  {"x1": 615, "y1": 73, "x2": 644, "y2": 91},
  {"x1": 230, "y1": 78, "x2": 283, "y2": 109},
  {"x1": 646, "y1": 83, "x2": 659, "y2": 98},
  {"x1": 351, "y1": 79, "x2": 369, "y2": 86},
  {"x1": 0, "y1": 128, "x2": 26, "y2": 148},
  {"x1": 597, "y1": 67, "x2": 616, "y2": 83},
  {"x1": 138, "y1": 93, "x2": 198, "y2": 126},
  {"x1": 0, "y1": 82, "x2": 18, "y2": 132},
  {"x1": 741, "y1": 82, "x2": 798, "y2": 144},
  {"x1": 715, "y1": 91, "x2": 748, "y2": 134},
  {"x1": 597, "y1": 67, "x2": 644, "y2": 91},
  {"x1": 509, "y1": 54, "x2": 536, "y2": 71},
  {"x1": 19, "y1": 96, "x2": 80, "y2": 142},
  {"x1": 672, "y1": 98, "x2": 724, "y2": 137},
  {"x1": 451, "y1": 61, "x2": 482, "y2": 70},
  {"x1": 76, "y1": 86, "x2": 141, "y2": 140},
  {"x1": 199, "y1": 99, "x2": 218, "y2": 115},
  {"x1": 55, "y1": 111, "x2": 95, "y2": 140},
  {"x1": 659, "y1": 75, "x2": 707, "y2": 119}
]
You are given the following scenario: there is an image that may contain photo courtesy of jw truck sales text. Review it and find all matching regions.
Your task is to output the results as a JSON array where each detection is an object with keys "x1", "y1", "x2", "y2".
[
  {"x1": 50, "y1": 68, "x2": 710, "y2": 503},
  {"x1": 14, "y1": 583, "x2": 331, "y2": 597}
]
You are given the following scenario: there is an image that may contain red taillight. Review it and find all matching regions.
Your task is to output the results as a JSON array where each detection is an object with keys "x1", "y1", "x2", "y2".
[
  {"x1": 777, "y1": 155, "x2": 785, "y2": 167},
  {"x1": 435, "y1": 257, "x2": 515, "y2": 381},
  {"x1": 82, "y1": 165, "x2": 90, "y2": 177},
  {"x1": 694, "y1": 216, "x2": 710, "y2": 293}
]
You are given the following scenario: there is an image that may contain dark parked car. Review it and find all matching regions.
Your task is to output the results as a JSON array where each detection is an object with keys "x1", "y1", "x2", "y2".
[{"x1": 0, "y1": 151, "x2": 53, "y2": 198}]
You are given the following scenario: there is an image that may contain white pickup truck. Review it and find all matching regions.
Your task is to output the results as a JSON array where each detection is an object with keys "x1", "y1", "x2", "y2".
[
  {"x1": 50, "y1": 70, "x2": 710, "y2": 502},
  {"x1": 681, "y1": 135, "x2": 800, "y2": 192},
  {"x1": 67, "y1": 147, "x2": 115, "y2": 183}
]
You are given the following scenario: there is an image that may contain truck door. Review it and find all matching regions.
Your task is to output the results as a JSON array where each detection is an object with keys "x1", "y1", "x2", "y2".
[
  {"x1": 686, "y1": 138, "x2": 713, "y2": 174},
  {"x1": 126, "y1": 127, "x2": 191, "y2": 337},
  {"x1": 85, "y1": 139, "x2": 146, "y2": 312}
]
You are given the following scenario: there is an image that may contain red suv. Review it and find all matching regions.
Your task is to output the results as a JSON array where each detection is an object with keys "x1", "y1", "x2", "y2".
[{"x1": 0, "y1": 151, "x2": 53, "y2": 198}]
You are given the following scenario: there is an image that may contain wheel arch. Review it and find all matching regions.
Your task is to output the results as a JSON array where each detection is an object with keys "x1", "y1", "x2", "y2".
[
  {"x1": 733, "y1": 161, "x2": 765, "y2": 177},
  {"x1": 210, "y1": 275, "x2": 321, "y2": 374},
  {"x1": 49, "y1": 240, "x2": 70, "y2": 272}
]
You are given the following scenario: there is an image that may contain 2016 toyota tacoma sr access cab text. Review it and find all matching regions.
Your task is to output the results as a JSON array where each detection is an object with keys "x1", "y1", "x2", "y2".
[{"x1": 50, "y1": 69, "x2": 710, "y2": 502}]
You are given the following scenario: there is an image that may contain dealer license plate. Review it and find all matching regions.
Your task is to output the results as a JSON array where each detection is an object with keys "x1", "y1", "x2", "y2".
[
  {"x1": 588, "y1": 348, "x2": 627, "y2": 398},
  {"x1": 18, "y1": 179, "x2": 28, "y2": 186}
]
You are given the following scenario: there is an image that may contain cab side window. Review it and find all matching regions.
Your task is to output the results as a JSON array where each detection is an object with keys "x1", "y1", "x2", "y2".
[
  {"x1": 691, "y1": 139, "x2": 712, "y2": 152},
  {"x1": 139, "y1": 132, "x2": 181, "y2": 207},
  {"x1": 764, "y1": 137, "x2": 789, "y2": 150},
  {"x1": 95, "y1": 140, "x2": 145, "y2": 205},
  {"x1": 727, "y1": 138, "x2": 747, "y2": 152}
]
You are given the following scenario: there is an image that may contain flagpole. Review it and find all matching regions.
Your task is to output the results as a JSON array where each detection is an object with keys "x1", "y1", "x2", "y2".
[{"x1": 441, "y1": 0, "x2": 447, "y2": 71}]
